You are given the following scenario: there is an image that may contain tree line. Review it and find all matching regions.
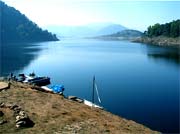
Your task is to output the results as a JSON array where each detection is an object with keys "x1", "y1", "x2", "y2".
[
  {"x1": 145, "y1": 20, "x2": 180, "y2": 38},
  {"x1": 1, "y1": 1, "x2": 59, "y2": 43}
]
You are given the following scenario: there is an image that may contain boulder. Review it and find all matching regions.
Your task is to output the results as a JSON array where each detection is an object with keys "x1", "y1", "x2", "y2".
[
  {"x1": 68, "y1": 96, "x2": 77, "y2": 100},
  {"x1": 16, "y1": 121, "x2": 26, "y2": 128},
  {"x1": 13, "y1": 107, "x2": 22, "y2": 116},
  {"x1": 0, "y1": 82, "x2": 10, "y2": 91},
  {"x1": 0, "y1": 111, "x2": 4, "y2": 117},
  {"x1": 0, "y1": 102, "x2": 5, "y2": 108},
  {"x1": 68, "y1": 96, "x2": 83, "y2": 103},
  {"x1": 0, "y1": 119, "x2": 7, "y2": 125},
  {"x1": 15, "y1": 110, "x2": 34, "y2": 128},
  {"x1": 10, "y1": 104, "x2": 19, "y2": 110}
]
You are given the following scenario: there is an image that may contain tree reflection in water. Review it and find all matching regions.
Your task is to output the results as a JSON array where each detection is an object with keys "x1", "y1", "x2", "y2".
[{"x1": 0, "y1": 42, "x2": 42, "y2": 76}]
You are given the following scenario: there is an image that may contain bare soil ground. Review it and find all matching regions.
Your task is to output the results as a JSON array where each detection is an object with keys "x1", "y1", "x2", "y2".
[
  {"x1": 0, "y1": 82, "x2": 9, "y2": 91},
  {"x1": 0, "y1": 81, "x2": 159, "y2": 134}
]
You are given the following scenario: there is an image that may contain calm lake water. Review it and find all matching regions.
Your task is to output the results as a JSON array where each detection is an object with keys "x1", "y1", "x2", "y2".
[{"x1": 1, "y1": 39, "x2": 179, "y2": 133}]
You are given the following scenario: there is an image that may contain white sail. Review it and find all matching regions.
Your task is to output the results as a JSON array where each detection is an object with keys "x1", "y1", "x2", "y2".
[{"x1": 94, "y1": 80, "x2": 101, "y2": 103}]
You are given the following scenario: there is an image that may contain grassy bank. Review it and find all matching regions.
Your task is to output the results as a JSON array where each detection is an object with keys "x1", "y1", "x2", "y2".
[{"x1": 0, "y1": 81, "x2": 160, "y2": 134}]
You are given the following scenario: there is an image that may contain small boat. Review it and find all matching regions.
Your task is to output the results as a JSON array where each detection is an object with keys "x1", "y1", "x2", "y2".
[
  {"x1": 17, "y1": 74, "x2": 34, "y2": 82},
  {"x1": 50, "y1": 85, "x2": 65, "y2": 94},
  {"x1": 84, "y1": 99, "x2": 103, "y2": 109},
  {"x1": 16, "y1": 73, "x2": 50, "y2": 86},
  {"x1": 28, "y1": 77, "x2": 50, "y2": 86},
  {"x1": 67, "y1": 96, "x2": 103, "y2": 109},
  {"x1": 41, "y1": 85, "x2": 65, "y2": 94},
  {"x1": 17, "y1": 74, "x2": 26, "y2": 82},
  {"x1": 68, "y1": 76, "x2": 103, "y2": 109},
  {"x1": 41, "y1": 86, "x2": 53, "y2": 92}
]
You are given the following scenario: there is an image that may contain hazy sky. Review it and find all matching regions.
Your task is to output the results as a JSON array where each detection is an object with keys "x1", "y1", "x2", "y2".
[{"x1": 2, "y1": 0, "x2": 180, "y2": 31}]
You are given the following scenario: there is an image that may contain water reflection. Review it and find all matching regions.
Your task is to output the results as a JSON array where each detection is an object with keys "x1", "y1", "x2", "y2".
[
  {"x1": 0, "y1": 42, "x2": 42, "y2": 76},
  {"x1": 144, "y1": 45, "x2": 180, "y2": 64}
]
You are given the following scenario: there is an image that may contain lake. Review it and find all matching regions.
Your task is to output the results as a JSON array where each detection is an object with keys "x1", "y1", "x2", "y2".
[{"x1": 0, "y1": 39, "x2": 179, "y2": 133}]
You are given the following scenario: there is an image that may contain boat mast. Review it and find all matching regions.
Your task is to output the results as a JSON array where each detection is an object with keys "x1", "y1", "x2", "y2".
[{"x1": 92, "y1": 76, "x2": 95, "y2": 105}]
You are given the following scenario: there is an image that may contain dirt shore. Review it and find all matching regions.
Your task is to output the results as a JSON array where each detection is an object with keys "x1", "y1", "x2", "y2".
[{"x1": 0, "y1": 81, "x2": 160, "y2": 134}]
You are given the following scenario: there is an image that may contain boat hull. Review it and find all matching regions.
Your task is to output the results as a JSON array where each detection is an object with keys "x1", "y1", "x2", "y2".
[{"x1": 28, "y1": 77, "x2": 50, "y2": 86}]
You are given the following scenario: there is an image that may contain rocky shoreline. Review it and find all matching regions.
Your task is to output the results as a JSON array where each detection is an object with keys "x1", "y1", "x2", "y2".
[
  {"x1": 0, "y1": 80, "x2": 160, "y2": 134},
  {"x1": 133, "y1": 36, "x2": 180, "y2": 47}
]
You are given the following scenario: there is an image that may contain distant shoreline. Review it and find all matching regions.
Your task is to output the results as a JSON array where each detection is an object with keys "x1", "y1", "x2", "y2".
[
  {"x1": 87, "y1": 36, "x2": 136, "y2": 41},
  {"x1": 132, "y1": 36, "x2": 180, "y2": 47},
  {"x1": 90, "y1": 35, "x2": 180, "y2": 47}
]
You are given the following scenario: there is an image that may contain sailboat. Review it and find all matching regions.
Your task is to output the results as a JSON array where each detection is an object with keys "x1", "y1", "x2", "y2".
[{"x1": 83, "y1": 76, "x2": 103, "y2": 109}]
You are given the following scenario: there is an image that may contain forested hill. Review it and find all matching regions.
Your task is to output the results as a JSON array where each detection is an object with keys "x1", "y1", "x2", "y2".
[
  {"x1": 145, "y1": 20, "x2": 180, "y2": 37},
  {"x1": 133, "y1": 20, "x2": 180, "y2": 46},
  {"x1": 0, "y1": 1, "x2": 59, "y2": 43}
]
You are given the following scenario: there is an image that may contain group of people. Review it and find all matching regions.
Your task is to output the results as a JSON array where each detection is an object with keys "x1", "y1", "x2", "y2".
[
  {"x1": 8, "y1": 73, "x2": 26, "y2": 82},
  {"x1": 8, "y1": 73, "x2": 16, "y2": 81}
]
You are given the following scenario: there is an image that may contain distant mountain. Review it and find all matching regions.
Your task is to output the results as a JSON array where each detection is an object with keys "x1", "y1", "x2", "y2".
[
  {"x1": 45, "y1": 23, "x2": 128, "y2": 38},
  {"x1": 97, "y1": 24, "x2": 127, "y2": 36},
  {"x1": 107, "y1": 30, "x2": 143, "y2": 38},
  {"x1": 94, "y1": 30, "x2": 143, "y2": 40},
  {"x1": 0, "y1": 1, "x2": 59, "y2": 43}
]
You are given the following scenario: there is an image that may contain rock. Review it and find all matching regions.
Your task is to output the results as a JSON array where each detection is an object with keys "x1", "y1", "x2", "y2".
[
  {"x1": 16, "y1": 117, "x2": 35, "y2": 128},
  {"x1": 16, "y1": 121, "x2": 26, "y2": 128},
  {"x1": 10, "y1": 104, "x2": 19, "y2": 110},
  {"x1": 0, "y1": 119, "x2": 7, "y2": 125},
  {"x1": 0, "y1": 82, "x2": 9, "y2": 91},
  {"x1": 105, "y1": 129, "x2": 110, "y2": 132},
  {"x1": 15, "y1": 111, "x2": 34, "y2": 128},
  {"x1": 19, "y1": 111, "x2": 27, "y2": 116},
  {"x1": 75, "y1": 98, "x2": 83, "y2": 103},
  {"x1": 68, "y1": 96, "x2": 77, "y2": 100},
  {"x1": 0, "y1": 111, "x2": 4, "y2": 117},
  {"x1": 0, "y1": 102, "x2": 5, "y2": 108},
  {"x1": 5, "y1": 103, "x2": 13, "y2": 108},
  {"x1": 16, "y1": 124, "x2": 21, "y2": 128},
  {"x1": 13, "y1": 107, "x2": 22, "y2": 115},
  {"x1": 15, "y1": 112, "x2": 28, "y2": 123},
  {"x1": 68, "y1": 96, "x2": 83, "y2": 103},
  {"x1": 16, "y1": 115, "x2": 23, "y2": 122}
]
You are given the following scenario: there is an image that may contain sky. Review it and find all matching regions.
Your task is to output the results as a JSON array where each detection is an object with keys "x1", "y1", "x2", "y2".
[{"x1": 2, "y1": 0, "x2": 180, "y2": 31}]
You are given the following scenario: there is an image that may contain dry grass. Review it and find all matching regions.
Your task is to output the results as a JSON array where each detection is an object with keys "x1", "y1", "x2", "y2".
[{"x1": 0, "y1": 81, "x2": 159, "y2": 134}]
